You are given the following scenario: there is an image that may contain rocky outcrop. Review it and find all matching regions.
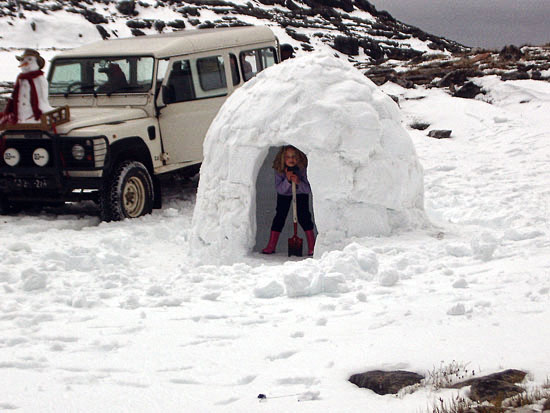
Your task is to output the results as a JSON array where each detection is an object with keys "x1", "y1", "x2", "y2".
[
  {"x1": 452, "y1": 369, "x2": 527, "y2": 404},
  {"x1": 428, "y1": 130, "x2": 452, "y2": 139},
  {"x1": 370, "y1": 45, "x2": 550, "y2": 89},
  {"x1": 0, "y1": 0, "x2": 466, "y2": 64},
  {"x1": 454, "y1": 81, "x2": 484, "y2": 99},
  {"x1": 349, "y1": 370, "x2": 424, "y2": 395}
]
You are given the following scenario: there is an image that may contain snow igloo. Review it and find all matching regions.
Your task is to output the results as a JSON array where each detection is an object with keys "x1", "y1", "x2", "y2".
[{"x1": 191, "y1": 52, "x2": 426, "y2": 264}]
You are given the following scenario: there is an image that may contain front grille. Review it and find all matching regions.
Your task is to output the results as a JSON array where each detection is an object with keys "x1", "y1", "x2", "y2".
[{"x1": 1, "y1": 133, "x2": 55, "y2": 168}]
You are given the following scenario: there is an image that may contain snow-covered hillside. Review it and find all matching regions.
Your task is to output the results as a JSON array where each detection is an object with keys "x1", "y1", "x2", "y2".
[
  {"x1": 1, "y1": 73, "x2": 549, "y2": 411},
  {"x1": 0, "y1": 0, "x2": 464, "y2": 62}
]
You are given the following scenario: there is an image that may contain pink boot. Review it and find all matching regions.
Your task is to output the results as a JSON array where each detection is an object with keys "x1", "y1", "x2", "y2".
[
  {"x1": 305, "y1": 230, "x2": 316, "y2": 256},
  {"x1": 262, "y1": 231, "x2": 281, "y2": 254}
]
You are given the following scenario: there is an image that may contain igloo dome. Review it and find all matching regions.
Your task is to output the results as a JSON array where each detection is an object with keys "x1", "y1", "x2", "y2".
[{"x1": 190, "y1": 52, "x2": 426, "y2": 263}]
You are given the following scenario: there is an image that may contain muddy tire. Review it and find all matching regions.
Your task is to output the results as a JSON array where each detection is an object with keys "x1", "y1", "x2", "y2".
[{"x1": 100, "y1": 161, "x2": 154, "y2": 221}]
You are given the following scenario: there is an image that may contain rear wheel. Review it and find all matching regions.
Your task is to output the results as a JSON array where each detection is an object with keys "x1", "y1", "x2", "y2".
[{"x1": 100, "y1": 161, "x2": 154, "y2": 221}]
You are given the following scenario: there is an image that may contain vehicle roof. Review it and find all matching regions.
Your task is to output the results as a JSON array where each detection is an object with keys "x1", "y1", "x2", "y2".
[{"x1": 53, "y1": 26, "x2": 277, "y2": 59}]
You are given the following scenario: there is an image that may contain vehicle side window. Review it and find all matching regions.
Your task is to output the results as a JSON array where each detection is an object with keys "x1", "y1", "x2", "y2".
[
  {"x1": 197, "y1": 56, "x2": 227, "y2": 92},
  {"x1": 240, "y1": 51, "x2": 258, "y2": 81},
  {"x1": 164, "y1": 55, "x2": 227, "y2": 104},
  {"x1": 165, "y1": 60, "x2": 195, "y2": 103},
  {"x1": 157, "y1": 59, "x2": 170, "y2": 85},
  {"x1": 260, "y1": 47, "x2": 277, "y2": 69},
  {"x1": 229, "y1": 53, "x2": 240, "y2": 86},
  {"x1": 49, "y1": 61, "x2": 82, "y2": 94},
  {"x1": 240, "y1": 47, "x2": 278, "y2": 82}
]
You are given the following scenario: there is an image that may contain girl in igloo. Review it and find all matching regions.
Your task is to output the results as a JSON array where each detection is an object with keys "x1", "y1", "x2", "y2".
[{"x1": 262, "y1": 145, "x2": 316, "y2": 256}]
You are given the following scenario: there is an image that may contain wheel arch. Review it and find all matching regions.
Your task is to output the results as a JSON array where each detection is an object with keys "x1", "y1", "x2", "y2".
[{"x1": 105, "y1": 136, "x2": 154, "y2": 175}]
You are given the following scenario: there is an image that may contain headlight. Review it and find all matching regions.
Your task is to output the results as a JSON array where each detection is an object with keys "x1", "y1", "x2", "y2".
[
  {"x1": 33, "y1": 148, "x2": 49, "y2": 167},
  {"x1": 72, "y1": 144, "x2": 85, "y2": 160},
  {"x1": 3, "y1": 148, "x2": 20, "y2": 166}
]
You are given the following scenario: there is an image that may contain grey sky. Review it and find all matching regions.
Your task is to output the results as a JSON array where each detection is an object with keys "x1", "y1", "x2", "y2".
[{"x1": 369, "y1": 0, "x2": 550, "y2": 49}]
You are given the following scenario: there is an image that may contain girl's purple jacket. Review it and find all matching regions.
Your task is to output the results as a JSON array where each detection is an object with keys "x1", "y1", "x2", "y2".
[{"x1": 274, "y1": 168, "x2": 312, "y2": 196}]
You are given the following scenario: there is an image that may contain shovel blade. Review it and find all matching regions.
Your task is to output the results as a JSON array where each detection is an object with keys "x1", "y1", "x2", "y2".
[{"x1": 288, "y1": 235, "x2": 303, "y2": 257}]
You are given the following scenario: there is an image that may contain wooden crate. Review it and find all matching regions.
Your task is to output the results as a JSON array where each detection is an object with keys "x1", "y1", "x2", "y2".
[{"x1": 1, "y1": 106, "x2": 70, "y2": 131}]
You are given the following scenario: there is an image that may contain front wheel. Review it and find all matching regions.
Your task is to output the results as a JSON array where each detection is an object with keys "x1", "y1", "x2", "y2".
[{"x1": 100, "y1": 161, "x2": 154, "y2": 221}]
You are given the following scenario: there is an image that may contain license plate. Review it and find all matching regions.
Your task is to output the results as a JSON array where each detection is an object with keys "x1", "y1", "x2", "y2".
[{"x1": 13, "y1": 177, "x2": 50, "y2": 189}]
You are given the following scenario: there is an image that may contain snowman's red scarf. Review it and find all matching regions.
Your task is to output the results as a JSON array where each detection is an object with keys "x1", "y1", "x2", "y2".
[{"x1": 5, "y1": 70, "x2": 44, "y2": 123}]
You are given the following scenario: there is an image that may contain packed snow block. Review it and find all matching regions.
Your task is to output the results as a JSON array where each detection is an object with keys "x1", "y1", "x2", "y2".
[{"x1": 191, "y1": 52, "x2": 426, "y2": 264}]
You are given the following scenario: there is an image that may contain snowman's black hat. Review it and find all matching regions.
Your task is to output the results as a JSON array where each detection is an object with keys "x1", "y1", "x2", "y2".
[{"x1": 16, "y1": 49, "x2": 45, "y2": 69}]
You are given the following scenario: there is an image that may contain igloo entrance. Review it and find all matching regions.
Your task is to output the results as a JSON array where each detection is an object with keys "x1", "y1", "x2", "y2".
[
  {"x1": 190, "y1": 52, "x2": 426, "y2": 264},
  {"x1": 254, "y1": 146, "x2": 317, "y2": 254}
]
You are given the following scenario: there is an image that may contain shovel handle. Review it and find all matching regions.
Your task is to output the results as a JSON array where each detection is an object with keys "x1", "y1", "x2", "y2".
[{"x1": 291, "y1": 181, "x2": 298, "y2": 229}]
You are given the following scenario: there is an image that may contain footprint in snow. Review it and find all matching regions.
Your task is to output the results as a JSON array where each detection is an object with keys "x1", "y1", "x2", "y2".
[
  {"x1": 215, "y1": 397, "x2": 239, "y2": 405},
  {"x1": 236, "y1": 375, "x2": 257, "y2": 385},
  {"x1": 0, "y1": 403, "x2": 19, "y2": 410},
  {"x1": 266, "y1": 350, "x2": 298, "y2": 361}
]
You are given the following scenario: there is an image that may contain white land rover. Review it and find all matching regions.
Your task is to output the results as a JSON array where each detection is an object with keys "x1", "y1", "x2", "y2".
[{"x1": 0, "y1": 26, "x2": 279, "y2": 220}]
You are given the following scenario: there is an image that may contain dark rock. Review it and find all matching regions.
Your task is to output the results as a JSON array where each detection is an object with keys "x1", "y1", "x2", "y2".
[
  {"x1": 20, "y1": 1, "x2": 40, "y2": 12},
  {"x1": 469, "y1": 378, "x2": 524, "y2": 403},
  {"x1": 500, "y1": 71, "x2": 530, "y2": 81},
  {"x1": 178, "y1": 6, "x2": 200, "y2": 16},
  {"x1": 499, "y1": 45, "x2": 524, "y2": 61},
  {"x1": 153, "y1": 20, "x2": 166, "y2": 32},
  {"x1": 353, "y1": 0, "x2": 377, "y2": 15},
  {"x1": 438, "y1": 69, "x2": 483, "y2": 88},
  {"x1": 384, "y1": 46, "x2": 424, "y2": 61},
  {"x1": 117, "y1": 0, "x2": 138, "y2": 16},
  {"x1": 83, "y1": 9, "x2": 107, "y2": 24},
  {"x1": 130, "y1": 28, "x2": 146, "y2": 36},
  {"x1": 452, "y1": 369, "x2": 527, "y2": 404},
  {"x1": 428, "y1": 130, "x2": 452, "y2": 139},
  {"x1": 198, "y1": 20, "x2": 216, "y2": 29},
  {"x1": 453, "y1": 81, "x2": 483, "y2": 99},
  {"x1": 410, "y1": 122, "x2": 430, "y2": 131},
  {"x1": 360, "y1": 39, "x2": 384, "y2": 60},
  {"x1": 126, "y1": 19, "x2": 152, "y2": 29},
  {"x1": 286, "y1": 28, "x2": 309, "y2": 43},
  {"x1": 334, "y1": 36, "x2": 359, "y2": 55},
  {"x1": 167, "y1": 19, "x2": 186, "y2": 29},
  {"x1": 96, "y1": 24, "x2": 110, "y2": 40},
  {"x1": 364, "y1": 67, "x2": 397, "y2": 85},
  {"x1": 349, "y1": 370, "x2": 424, "y2": 395},
  {"x1": 456, "y1": 369, "x2": 527, "y2": 388},
  {"x1": 387, "y1": 94, "x2": 399, "y2": 105}
]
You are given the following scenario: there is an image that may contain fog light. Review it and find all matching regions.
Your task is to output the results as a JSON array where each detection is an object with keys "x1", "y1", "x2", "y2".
[
  {"x1": 72, "y1": 144, "x2": 85, "y2": 160},
  {"x1": 3, "y1": 148, "x2": 20, "y2": 166},
  {"x1": 33, "y1": 148, "x2": 49, "y2": 167}
]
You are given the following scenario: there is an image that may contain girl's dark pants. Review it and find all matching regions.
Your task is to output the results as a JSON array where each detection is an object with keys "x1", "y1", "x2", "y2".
[{"x1": 271, "y1": 193, "x2": 314, "y2": 232}]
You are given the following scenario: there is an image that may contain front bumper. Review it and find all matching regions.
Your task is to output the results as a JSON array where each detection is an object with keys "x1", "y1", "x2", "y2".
[{"x1": 0, "y1": 130, "x2": 108, "y2": 202}]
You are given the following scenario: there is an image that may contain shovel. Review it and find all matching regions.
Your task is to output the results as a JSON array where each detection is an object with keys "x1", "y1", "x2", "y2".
[{"x1": 288, "y1": 181, "x2": 303, "y2": 257}]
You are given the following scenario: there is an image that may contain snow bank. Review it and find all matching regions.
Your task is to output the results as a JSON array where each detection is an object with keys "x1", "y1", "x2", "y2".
[{"x1": 191, "y1": 52, "x2": 426, "y2": 263}]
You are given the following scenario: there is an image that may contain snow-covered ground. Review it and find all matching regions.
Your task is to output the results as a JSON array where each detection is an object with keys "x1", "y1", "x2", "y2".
[{"x1": 1, "y1": 61, "x2": 550, "y2": 411}]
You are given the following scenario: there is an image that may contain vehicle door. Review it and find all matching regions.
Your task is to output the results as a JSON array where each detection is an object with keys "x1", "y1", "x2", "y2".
[{"x1": 156, "y1": 53, "x2": 231, "y2": 167}]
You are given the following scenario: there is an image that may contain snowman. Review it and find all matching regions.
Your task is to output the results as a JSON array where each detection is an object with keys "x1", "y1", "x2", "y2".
[{"x1": 1, "y1": 49, "x2": 53, "y2": 125}]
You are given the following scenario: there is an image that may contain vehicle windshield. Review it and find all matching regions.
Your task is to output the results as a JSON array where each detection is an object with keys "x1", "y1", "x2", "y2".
[{"x1": 48, "y1": 56, "x2": 155, "y2": 95}]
